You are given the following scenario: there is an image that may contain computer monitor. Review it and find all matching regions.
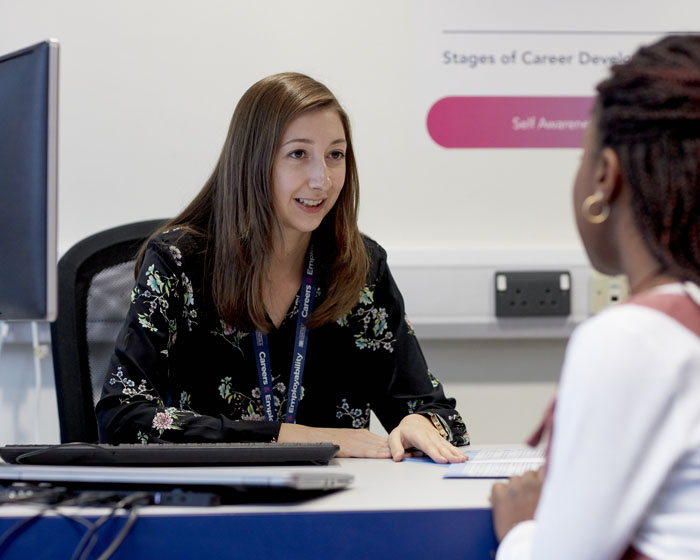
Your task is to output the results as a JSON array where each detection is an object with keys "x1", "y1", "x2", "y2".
[{"x1": 0, "y1": 40, "x2": 59, "y2": 322}]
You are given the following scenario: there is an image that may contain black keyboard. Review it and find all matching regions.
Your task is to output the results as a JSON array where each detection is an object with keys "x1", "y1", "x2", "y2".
[{"x1": 0, "y1": 442, "x2": 339, "y2": 467}]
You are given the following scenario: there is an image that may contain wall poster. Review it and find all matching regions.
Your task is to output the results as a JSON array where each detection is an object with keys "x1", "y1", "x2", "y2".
[{"x1": 416, "y1": 1, "x2": 698, "y2": 148}]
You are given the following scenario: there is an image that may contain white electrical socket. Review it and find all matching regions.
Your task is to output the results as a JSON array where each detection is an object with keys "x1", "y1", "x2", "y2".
[{"x1": 591, "y1": 271, "x2": 630, "y2": 314}]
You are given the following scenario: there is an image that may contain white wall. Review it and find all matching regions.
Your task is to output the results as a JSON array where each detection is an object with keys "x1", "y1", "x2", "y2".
[
  {"x1": 0, "y1": 0, "x2": 592, "y2": 253},
  {"x1": 1, "y1": 0, "x2": 696, "y2": 445}
]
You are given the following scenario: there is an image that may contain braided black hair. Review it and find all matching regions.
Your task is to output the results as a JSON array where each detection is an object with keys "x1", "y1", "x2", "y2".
[{"x1": 595, "y1": 35, "x2": 700, "y2": 284}]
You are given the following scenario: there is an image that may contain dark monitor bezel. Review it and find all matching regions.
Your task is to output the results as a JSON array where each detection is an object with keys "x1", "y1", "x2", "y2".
[{"x1": 0, "y1": 39, "x2": 58, "y2": 322}]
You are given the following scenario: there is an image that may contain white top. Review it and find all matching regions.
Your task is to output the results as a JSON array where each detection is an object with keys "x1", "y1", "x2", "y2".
[{"x1": 498, "y1": 284, "x2": 700, "y2": 560}]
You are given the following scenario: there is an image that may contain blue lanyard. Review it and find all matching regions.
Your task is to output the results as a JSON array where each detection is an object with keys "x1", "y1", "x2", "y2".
[{"x1": 253, "y1": 245, "x2": 316, "y2": 423}]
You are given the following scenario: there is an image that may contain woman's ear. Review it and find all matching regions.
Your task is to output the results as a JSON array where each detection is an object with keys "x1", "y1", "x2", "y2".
[{"x1": 595, "y1": 147, "x2": 623, "y2": 204}]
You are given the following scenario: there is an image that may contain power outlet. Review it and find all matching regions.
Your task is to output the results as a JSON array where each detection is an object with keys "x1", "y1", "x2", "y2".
[
  {"x1": 495, "y1": 271, "x2": 571, "y2": 317},
  {"x1": 591, "y1": 271, "x2": 630, "y2": 314}
]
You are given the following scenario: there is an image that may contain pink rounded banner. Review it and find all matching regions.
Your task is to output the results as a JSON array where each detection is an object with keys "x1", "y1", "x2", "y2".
[{"x1": 427, "y1": 96, "x2": 595, "y2": 148}]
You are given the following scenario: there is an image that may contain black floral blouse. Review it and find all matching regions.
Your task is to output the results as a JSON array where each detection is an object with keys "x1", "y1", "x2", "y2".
[{"x1": 96, "y1": 229, "x2": 469, "y2": 446}]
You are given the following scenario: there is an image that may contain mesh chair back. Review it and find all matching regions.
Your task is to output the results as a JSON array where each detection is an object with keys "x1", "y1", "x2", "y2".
[
  {"x1": 86, "y1": 261, "x2": 137, "y2": 405},
  {"x1": 50, "y1": 220, "x2": 166, "y2": 443}
]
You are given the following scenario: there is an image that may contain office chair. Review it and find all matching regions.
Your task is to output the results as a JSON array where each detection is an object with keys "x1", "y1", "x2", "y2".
[{"x1": 50, "y1": 219, "x2": 167, "y2": 443}]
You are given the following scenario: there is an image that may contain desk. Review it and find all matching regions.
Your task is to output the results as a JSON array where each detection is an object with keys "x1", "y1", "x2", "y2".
[{"x1": 0, "y1": 458, "x2": 498, "y2": 559}]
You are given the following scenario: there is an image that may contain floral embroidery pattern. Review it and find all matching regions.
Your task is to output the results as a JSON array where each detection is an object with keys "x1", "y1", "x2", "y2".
[
  {"x1": 169, "y1": 245, "x2": 183, "y2": 266},
  {"x1": 109, "y1": 367, "x2": 201, "y2": 442},
  {"x1": 181, "y1": 273, "x2": 197, "y2": 331},
  {"x1": 447, "y1": 414, "x2": 470, "y2": 446},
  {"x1": 102, "y1": 235, "x2": 471, "y2": 450},
  {"x1": 285, "y1": 287, "x2": 321, "y2": 321},
  {"x1": 337, "y1": 285, "x2": 395, "y2": 352},
  {"x1": 335, "y1": 398, "x2": 370, "y2": 428},
  {"x1": 212, "y1": 320, "x2": 248, "y2": 354},
  {"x1": 131, "y1": 265, "x2": 176, "y2": 332},
  {"x1": 287, "y1": 294, "x2": 300, "y2": 320},
  {"x1": 427, "y1": 371, "x2": 440, "y2": 388},
  {"x1": 130, "y1": 264, "x2": 179, "y2": 355},
  {"x1": 407, "y1": 398, "x2": 425, "y2": 415},
  {"x1": 151, "y1": 407, "x2": 185, "y2": 436},
  {"x1": 109, "y1": 367, "x2": 159, "y2": 404},
  {"x1": 405, "y1": 315, "x2": 417, "y2": 337},
  {"x1": 219, "y1": 376, "x2": 234, "y2": 402},
  {"x1": 180, "y1": 391, "x2": 192, "y2": 409},
  {"x1": 130, "y1": 258, "x2": 199, "y2": 356},
  {"x1": 218, "y1": 376, "x2": 294, "y2": 420}
]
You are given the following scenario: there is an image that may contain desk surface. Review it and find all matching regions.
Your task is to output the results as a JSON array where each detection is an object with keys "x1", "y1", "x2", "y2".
[
  {"x1": 144, "y1": 456, "x2": 495, "y2": 515},
  {"x1": 0, "y1": 453, "x2": 501, "y2": 559}
]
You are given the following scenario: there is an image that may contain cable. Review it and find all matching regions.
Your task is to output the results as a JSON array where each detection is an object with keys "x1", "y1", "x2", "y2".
[
  {"x1": 71, "y1": 492, "x2": 150, "y2": 560},
  {"x1": 30, "y1": 321, "x2": 49, "y2": 444},
  {"x1": 0, "y1": 509, "x2": 46, "y2": 554},
  {"x1": 95, "y1": 506, "x2": 142, "y2": 560},
  {"x1": 74, "y1": 492, "x2": 150, "y2": 560},
  {"x1": 0, "y1": 500, "x2": 92, "y2": 556},
  {"x1": 14, "y1": 442, "x2": 105, "y2": 465},
  {"x1": 71, "y1": 502, "x2": 121, "y2": 560},
  {"x1": 0, "y1": 321, "x2": 8, "y2": 361},
  {"x1": 0, "y1": 321, "x2": 47, "y2": 442},
  {"x1": 0, "y1": 489, "x2": 148, "y2": 559},
  {"x1": 0, "y1": 488, "x2": 154, "y2": 558}
]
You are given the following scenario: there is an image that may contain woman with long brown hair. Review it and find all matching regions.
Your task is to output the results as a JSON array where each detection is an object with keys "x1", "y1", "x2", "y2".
[
  {"x1": 96, "y1": 72, "x2": 468, "y2": 461},
  {"x1": 491, "y1": 35, "x2": 700, "y2": 558}
]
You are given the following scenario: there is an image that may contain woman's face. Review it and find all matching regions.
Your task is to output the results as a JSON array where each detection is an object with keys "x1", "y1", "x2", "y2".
[{"x1": 271, "y1": 108, "x2": 347, "y2": 243}]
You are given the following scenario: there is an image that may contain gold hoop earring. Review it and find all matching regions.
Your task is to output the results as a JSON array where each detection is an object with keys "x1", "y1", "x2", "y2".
[{"x1": 582, "y1": 191, "x2": 610, "y2": 224}]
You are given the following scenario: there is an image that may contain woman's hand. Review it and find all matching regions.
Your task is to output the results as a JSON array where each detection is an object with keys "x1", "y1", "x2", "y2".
[
  {"x1": 387, "y1": 414, "x2": 466, "y2": 464},
  {"x1": 278, "y1": 423, "x2": 392, "y2": 458},
  {"x1": 490, "y1": 468, "x2": 544, "y2": 541}
]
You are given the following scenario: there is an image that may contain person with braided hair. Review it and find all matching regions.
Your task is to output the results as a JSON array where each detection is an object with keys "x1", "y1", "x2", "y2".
[{"x1": 490, "y1": 34, "x2": 700, "y2": 559}]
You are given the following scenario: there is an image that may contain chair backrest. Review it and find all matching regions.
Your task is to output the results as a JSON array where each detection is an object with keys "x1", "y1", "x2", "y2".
[{"x1": 50, "y1": 219, "x2": 167, "y2": 443}]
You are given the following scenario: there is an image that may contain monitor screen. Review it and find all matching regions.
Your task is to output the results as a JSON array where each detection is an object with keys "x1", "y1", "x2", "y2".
[{"x1": 0, "y1": 40, "x2": 58, "y2": 322}]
